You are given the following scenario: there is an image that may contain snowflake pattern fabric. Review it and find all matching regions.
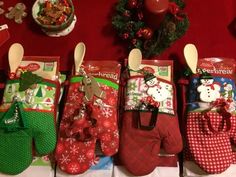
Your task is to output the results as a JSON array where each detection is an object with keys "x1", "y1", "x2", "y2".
[{"x1": 55, "y1": 73, "x2": 120, "y2": 174}]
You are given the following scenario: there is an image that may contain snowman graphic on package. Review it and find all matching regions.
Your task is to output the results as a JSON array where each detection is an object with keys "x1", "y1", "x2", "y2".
[
  {"x1": 197, "y1": 71, "x2": 221, "y2": 107},
  {"x1": 144, "y1": 72, "x2": 171, "y2": 106}
]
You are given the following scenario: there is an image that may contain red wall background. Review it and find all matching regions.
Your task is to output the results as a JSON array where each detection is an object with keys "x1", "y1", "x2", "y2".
[{"x1": 0, "y1": 0, "x2": 236, "y2": 74}]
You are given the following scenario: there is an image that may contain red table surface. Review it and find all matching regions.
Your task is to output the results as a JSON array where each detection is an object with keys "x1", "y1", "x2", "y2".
[{"x1": 0, "y1": 0, "x2": 236, "y2": 73}]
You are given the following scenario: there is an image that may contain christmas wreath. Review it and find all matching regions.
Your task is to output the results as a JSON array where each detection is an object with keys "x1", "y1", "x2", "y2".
[{"x1": 112, "y1": 0, "x2": 189, "y2": 58}]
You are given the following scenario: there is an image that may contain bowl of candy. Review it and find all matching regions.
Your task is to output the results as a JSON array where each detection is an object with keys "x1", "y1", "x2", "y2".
[{"x1": 32, "y1": 0, "x2": 74, "y2": 32}]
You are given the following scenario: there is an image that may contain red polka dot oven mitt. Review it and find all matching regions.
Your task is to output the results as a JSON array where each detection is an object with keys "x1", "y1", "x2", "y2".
[
  {"x1": 185, "y1": 58, "x2": 236, "y2": 174},
  {"x1": 55, "y1": 60, "x2": 121, "y2": 174},
  {"x1": 119, "y1": 56, "x2": 182, "y2": 176},
  {"x1": 0, "y1": 53, "x2": 62, "y2": 175}
]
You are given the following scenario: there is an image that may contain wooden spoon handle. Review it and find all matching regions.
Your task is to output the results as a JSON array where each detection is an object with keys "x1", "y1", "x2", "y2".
[
  {"x1": 184, "y1": 43, "x2": 198, "y2": 74},
  {"x1": 128, "y1": 48, "x2": 142, "y2": 76},
  {"x1": 74, "y1": 42, "x2": 86, "y2": 74},
  {"x1": 8, "y1": 43, "x2": 24, "y2": 74}
]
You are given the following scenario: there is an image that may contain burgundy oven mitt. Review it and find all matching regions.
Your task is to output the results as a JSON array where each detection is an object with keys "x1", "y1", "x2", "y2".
[
  {"x1": 55, "y1": 61, "x2": 121, "y2": 174},
  {"x1": 119, "y1": 75, "x2": 182, "y2": 176},
  {"x1": 0, "y1": 72, "x2": 59, "y2": 175},
  {"x1": 185, "y1": 58, "x2": 236, "y2": 174}
]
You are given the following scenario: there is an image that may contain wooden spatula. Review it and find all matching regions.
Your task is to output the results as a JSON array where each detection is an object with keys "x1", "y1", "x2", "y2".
[
  {"x1": 184, "y1": 44, "x2": 198, "y2": 74},
  {"x1": 8, "y1": 43, "x2": 24, "y2": 74},
  {"x1": 128, "y1": 48, "x2": 142, "y2": 76},
  {"x1": 74, "y1": 42, "x2": 86, "y2": 74}
]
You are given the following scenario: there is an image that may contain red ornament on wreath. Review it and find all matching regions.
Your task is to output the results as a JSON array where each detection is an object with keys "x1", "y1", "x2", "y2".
[
  {"x1": 141, "y1": 27, "x2": 153, "y2": 39},
  {"x1": 136, "y1": 29, "x2": 143, "y2": 38},
  {"x1": 122, "y1": 32, "x2": 129, "y2": 40},
  {"x1": 127, "y1": 0, "x2": 138, "y2": 9}
]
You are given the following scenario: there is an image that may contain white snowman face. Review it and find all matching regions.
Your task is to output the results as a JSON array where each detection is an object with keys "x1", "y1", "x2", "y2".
[
  {"x1": 146, "y1": 77, "x2": 158, "y2": 87},
  {"x1": 200, "y1": 78, "x2": 214, "y2": 85}
]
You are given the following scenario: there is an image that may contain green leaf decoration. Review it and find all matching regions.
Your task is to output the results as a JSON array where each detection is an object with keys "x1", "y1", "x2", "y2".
[{"x1": 19, "y1": 71, "x2": 43, "y2": 92}]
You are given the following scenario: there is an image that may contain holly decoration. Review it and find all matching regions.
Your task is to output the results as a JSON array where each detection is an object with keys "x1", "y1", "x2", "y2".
[
  {"x1": 19, "y1": 71, "x2": 43, "y2": 92},
  {"x1": 112, "y1": 0, "x2": 189, "y2": 58}
]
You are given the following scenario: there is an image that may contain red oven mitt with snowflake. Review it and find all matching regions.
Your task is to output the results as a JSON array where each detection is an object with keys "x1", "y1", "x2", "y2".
[
  {"x1": 185, "y1": 58, "x2": 236, "y2": 174},
  {"x1": 55, "y1": 61, "x2": 121, "y2": 174},
  {"x1": 119, "y1": 73, "x2": 182, "y2": 176}
]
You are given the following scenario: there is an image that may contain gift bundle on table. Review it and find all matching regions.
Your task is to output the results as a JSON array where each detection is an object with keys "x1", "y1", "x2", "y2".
[
  {"x1": 118, "y1": 49, "x2": 182, "y2": 176},
  {"x1": 0, "y1": 42, "x2": 235, "y2": 177},
  {"x1": 0, "y1": 43, "x2": 65, "y2": 176},
  {"x1": 180, "y1": 44, "x2": 236, "y2": 177}
]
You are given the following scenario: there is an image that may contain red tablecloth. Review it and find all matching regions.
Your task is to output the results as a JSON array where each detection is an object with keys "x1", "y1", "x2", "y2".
[{"x1": 0, "y1": 0, "x2": 236, "y2": 72}]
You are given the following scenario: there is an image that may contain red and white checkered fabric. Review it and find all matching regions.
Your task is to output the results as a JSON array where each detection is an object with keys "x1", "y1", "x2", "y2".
[{"x1": 186, "y1": 112, "x2": 233, "y2": 174}]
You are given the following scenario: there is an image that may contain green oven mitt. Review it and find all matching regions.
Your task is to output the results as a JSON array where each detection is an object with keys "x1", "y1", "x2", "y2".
[{"x1": 0, "y1": 75, "x2": 57, "y2": 175}]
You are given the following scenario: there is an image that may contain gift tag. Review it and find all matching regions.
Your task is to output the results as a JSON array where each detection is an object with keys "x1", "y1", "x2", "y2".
[{"x1": 0, "y1": 24, "x2": 10, "y2": 47}]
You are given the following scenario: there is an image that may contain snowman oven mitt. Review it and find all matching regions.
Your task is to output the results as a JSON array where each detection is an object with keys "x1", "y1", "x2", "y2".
[
  {"x1": 119, "y1": 56, "x2": 182, "y2": 176},
  {"x1": 185, "y1": 57, "x2": 236, "y2": 174},
  {"x1": 0, "y1": 55, "x2": 61, "y2": 175},
  {"x1": 55, "y1": 60, "x2": 121, "y2": 174}
]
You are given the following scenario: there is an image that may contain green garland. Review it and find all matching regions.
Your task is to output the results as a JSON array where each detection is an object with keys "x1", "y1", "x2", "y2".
[{"x1": 112, "y1": 0, "x2": 189, "y2": 58}]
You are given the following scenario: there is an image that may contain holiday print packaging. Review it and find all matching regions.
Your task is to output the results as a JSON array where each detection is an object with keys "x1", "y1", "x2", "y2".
[
  {"x1": 184, "y1": 57, "x2": 236, "y2": 174},
  {"x1": 55, "y1": 60, "x2": 121, "y2": 174},
  {"x1": 119, "y1": 52, "x2": 182, "y2": 176},
  {"x1": 0, "y1": 53, "x2": 63, "y2": 175}
]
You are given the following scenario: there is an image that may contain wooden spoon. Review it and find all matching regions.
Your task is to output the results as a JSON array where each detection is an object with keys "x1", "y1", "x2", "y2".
[
  {"x1": 184, "y1": 44, "x2": 198, "y2": 74},
  {"x1": 8, "y1": 43, "x2": 24, "y2": 74},
  {"x1": 74, "y1": 42, "x2": 86, "y2": 74},
  {"x1": 128, "y1": 48, "x2": 142, "y2": 76}
]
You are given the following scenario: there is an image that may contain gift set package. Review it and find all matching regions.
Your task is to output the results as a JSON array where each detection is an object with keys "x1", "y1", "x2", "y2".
[
  {"x1": 0, "y1": 1, "x2": 235, "y2": 176},
  {"x1": 180, "y1": 45, "x2": 236, "y2": 177},
  {"x1": 0, "y1": 42, "x2": 235, "y2": 177}
]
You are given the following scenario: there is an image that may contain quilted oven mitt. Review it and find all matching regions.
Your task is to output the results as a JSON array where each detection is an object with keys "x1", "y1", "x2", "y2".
[
  {"x1": 119, "y1": 75, "x2": 182, "y2": 176},
  {"x1": 185, "y1": 60, "x2": 236, "y2": 174},
  {"x1": 0, "y1": 72, "x2": 59, "y2": 175},
  {"x1": 56, "y1": 61, "x2": 121, "y2": 174}
]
